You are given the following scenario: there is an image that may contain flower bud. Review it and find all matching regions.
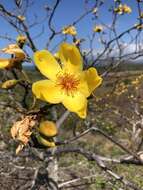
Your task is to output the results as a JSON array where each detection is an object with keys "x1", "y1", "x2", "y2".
[
  {"x1": 37, "y1": 135, "x2": 55, "y2": 147},
  {"x1": 17, "y1": 15, "x2": 26, "y2": 22},
  {"x1": 93, "y1": 25, "x2": 103, "y2": 33},
  {"x1": 1, "y1": 79, "x2": 19, "y2": 89},
  {"x1": 16, "y1": 35, "x2": 27, "y2": 46},
  {"x1": 39, "y1": 120, "x2": 58, "y2": 137},
  {"x1": 62, "y1": 25, "x2": 77, "y2": 36}
]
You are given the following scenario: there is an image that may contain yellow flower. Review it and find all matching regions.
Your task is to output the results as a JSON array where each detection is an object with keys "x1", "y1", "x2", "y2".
[
  {"x1": 114, "y1": 4, "x2": 123, "y2": 14},
  {"x1": 16, "y1": 35, "x2": 27, "y2": 45},
  {"x1": 123, "y1": 4, "x2": 132, "y2": 14},
  {"x1": 114, "y1": 4, "x2": 132, "y2": 14},
  {"x1": 62, "y1": 25, "x2": 77, "y2": 36},
  {"x1": 39, "y1": 120, "x2": 58, "y2": 137},
  {"x1": 0, "y1": 44, "x2": 25, "y2": 69},
  {"x1": 32, "y1": 43, "x2": 102, "y2": 118},
  {"x1": 93, "y1": 25, "x2": 103, "y2": 33},
  {"x1": 17, "y1": 15, "x2": 26, "y2": 22}
]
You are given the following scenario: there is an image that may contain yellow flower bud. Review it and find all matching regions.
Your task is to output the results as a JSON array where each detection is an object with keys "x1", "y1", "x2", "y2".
[
  {"x1": 123, "y1": 4, "x2": 132, "y2": 14},
  {"x1": 93, "y1": 25, "x2": 103, "y2": 33},
  {"x1": 62, "y1": 25, "x2": 77, "y2": 36},
  {"x1": 114, "y1": 4, "x2": 132, "y2": 14},
  {"x1": 17, "y1": 15, "x2": 26, "y2": 22},
  {"x1": 37, "y1": 135, "x2": 55, "y2": 147},
  {"x1": 39, "y1": 121, "x2": 58, "y2": 137},
  {"x1": 16, "y1": 35, "x2": 27, "y2": 45},
  {"x1": 114, "y1": 5, "x2": 123, "y2": 14},
  {"x1": 1, "y1": 79, "x2": 19, "y2": 89},
  {"x1": 92, "y1": 8, "x2": 98, "y2": 14},
  {"x1": 135, "y1": 23, "x2": 143, "y2": 30}
]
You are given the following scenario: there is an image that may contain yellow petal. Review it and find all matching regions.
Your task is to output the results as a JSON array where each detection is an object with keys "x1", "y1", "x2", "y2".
[
  {"x1": 59, "y1": 43, "x2": 83, "y2": 73},
  {"x1": 32, "y1": 80, "x2": 63, "y2": 103},
  {"x1": 78, "y1": 73, "x2": 90, "y2": 97},
  {"x1": 0, "y1": 58, "x2": 11, "y2": 69},
  {"x1": 34, "y1": 50, "x2": 61, "y2": 80},
  {"x1": 83, "y1": 67, "x2": 102, "y2": 96},
  {"x1": 62, "y1": 92, "x2": 87, "y2": 118}
]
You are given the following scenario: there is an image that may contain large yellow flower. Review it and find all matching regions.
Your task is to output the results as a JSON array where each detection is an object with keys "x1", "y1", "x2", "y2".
[{"x1": 32, "y1": 43, "x2": 102, "y2": 118}]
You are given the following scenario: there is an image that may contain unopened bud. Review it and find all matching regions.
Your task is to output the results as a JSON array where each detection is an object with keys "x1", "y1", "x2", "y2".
[
  {"x1": 17, "y1": 15, "x2": 26, "y2": 22},
  {"x1": 16, "y1": 35, "x2": 27, "y2": 46},
  {"x1": 37, "y1": 135, "x2": 55, "y2": 147},
  {"x1": 39, "y1": 120, "x2": 58, "y2": 137},
  {"x1": 1, "y1": 79, "x2": 19, "y2": 89}
]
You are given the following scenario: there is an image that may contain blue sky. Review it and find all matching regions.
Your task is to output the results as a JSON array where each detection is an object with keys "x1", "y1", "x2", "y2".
[{"x1": 0, "y1": 0, "x2": 142, "y2": 55}]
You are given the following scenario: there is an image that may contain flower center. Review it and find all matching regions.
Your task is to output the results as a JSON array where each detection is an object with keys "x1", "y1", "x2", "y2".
[{"x1": 56, "y1": 72, "x2": 80, "y2": 95}]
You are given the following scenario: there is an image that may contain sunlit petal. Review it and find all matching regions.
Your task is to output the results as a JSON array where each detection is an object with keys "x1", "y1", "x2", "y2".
[
  {"x1": 32, "y1": 80, "x2": 63, "y2": 103},
  {"x1": 62, "y1": 92, "x2": 87, "y2": 118},
  {"x1": 83, "y1": 67, "x2": 102, "y2": 96},
  {"x1": 59, "y1": 43, "x2": 82, "y2": 73},
  {"x1": 34, "y1": 50, "x2": 62, "y2": 80},
  {"x1": 78, "y1": 73, "x2": 90, "y2": 97}
]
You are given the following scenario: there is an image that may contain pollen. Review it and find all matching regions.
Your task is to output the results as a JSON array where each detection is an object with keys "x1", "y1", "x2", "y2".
[{"x1": 56, "y1": 72, "x2": 80, "y2": 95}]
